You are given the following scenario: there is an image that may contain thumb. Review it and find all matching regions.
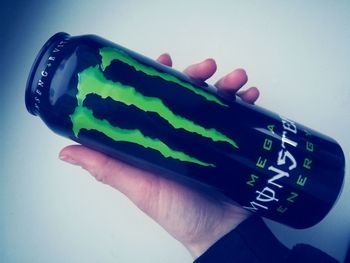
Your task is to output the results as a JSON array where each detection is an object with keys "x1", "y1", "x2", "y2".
[{"x1": 59, "y1": 144, "x2": 159, "y2": 211}]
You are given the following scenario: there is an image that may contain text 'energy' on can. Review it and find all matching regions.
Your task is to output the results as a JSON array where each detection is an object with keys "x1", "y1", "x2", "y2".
[{"x1": 25, "y1": 32, "x2": 345, "y2": 228}]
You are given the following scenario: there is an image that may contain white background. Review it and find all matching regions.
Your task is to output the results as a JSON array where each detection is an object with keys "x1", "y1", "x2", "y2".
[{"x1": 1, "y1": 0, "x2": 349, "y2": 262}]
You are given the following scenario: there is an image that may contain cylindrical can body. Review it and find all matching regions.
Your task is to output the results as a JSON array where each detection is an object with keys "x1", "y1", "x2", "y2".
[{"x1": 25, "y1": 32, "x2": 345, "y2": 228}]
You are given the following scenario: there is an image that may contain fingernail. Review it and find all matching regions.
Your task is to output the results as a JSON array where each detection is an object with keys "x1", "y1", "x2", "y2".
[{"x1": 59, "y1": 155, "x2": 80, "y2": 165}]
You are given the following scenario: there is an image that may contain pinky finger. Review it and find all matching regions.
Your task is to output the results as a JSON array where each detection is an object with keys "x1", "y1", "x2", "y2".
[
  {"x1": 237, "y1": 87, "x2": 260, "y2": 104},
  {"x1": 156, "y1": 53, "x2": 173, "y2": 67}
]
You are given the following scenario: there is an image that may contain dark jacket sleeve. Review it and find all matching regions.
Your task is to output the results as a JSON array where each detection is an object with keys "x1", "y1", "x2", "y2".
[{"x1": 194, "y1": 216, "x2": 339, "y2": 263}]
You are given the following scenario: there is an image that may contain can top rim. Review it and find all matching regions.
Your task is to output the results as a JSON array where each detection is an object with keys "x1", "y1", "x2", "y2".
[{"x1": 25, "y1": 32, "x2": 70, "y2": 116}]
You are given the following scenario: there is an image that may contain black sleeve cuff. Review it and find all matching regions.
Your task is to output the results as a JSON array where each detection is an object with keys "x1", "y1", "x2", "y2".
[{"x1": 194, "y1": 216, "x2": 338, "y2": 263}]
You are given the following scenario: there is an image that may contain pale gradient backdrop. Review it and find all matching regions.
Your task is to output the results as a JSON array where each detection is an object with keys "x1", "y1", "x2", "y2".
[{"x1": 1, "y1": 0, "x2": 349, "y2": 262}]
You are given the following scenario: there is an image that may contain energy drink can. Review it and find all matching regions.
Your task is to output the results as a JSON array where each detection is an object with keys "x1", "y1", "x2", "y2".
[{"x1": 25, "y1": 32, "x2": 345, "y2": 228}]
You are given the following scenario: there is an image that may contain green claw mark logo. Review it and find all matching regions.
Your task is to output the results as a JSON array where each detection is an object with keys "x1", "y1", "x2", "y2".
[
  {"x1": 100, "y1": 47, "x2": 228, "y2": 107},
  {"x1": 71, "y1": 106, "x2": 213, "y2": 167},
  {"x1": 70, "y1": 47, "x2": 239, "y2": 167}
]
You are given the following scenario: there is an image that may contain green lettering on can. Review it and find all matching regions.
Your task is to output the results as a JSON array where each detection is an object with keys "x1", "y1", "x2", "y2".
[
  {"x1": 246, "y1": 174, "x2": 259, "y2": 187},
  {"x1": 256, "y1": 156, "x2": 267, "y2": 169},
  {"x1": 263, "y1": 138, "x2": 272, "y2": 151},
  {"x1": 267, "y1": 124, "x2": 275, "y2": 134},
  {"x1": 303, "y1": 158, "x2": 312, "y2": 170},
  {"x1": 287, "y1": 192, "x2": 298, "y2": 203},
  {"x1": 306, "y1": 141, "x2": 314, "y2": 152},
  {"x1": 276, "y1": 206, "x2": 288, "y2": 213},
  {"x1": 296, "y1": 175, "x2": 307, "y2": 187}
]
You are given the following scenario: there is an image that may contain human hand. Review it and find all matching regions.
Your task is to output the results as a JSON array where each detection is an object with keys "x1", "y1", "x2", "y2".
[{"x1": 59, "y1": 54, "x2": 260, "y2": 259}]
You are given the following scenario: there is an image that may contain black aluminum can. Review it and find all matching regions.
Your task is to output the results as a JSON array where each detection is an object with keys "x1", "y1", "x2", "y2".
[{"x1": 25, "y1": 32, "x2": 345, "y2": 228}]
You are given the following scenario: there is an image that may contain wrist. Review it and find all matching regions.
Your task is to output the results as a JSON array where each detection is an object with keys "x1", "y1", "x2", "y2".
[{"x1": 186, "y1": 207, "x2": 251, "y2": 259}]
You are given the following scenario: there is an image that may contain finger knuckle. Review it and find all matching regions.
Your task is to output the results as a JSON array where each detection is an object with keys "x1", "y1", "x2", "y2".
[{"x1": 93, "y1": 156, "x2": 123, "y2": 184}]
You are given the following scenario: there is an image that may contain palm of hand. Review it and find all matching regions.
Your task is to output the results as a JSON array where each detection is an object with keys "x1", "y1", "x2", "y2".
[
  {"x1": 59, "y1": 53, "x2": 259, "y2": 258},
  {"x1": 136, "y1": 173, "x2": 250, "y2": 257}
]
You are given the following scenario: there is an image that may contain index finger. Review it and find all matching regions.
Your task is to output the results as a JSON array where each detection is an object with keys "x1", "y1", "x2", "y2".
[{"x1": 183, "y1": 58, "x2": 217, "y2": 81}]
